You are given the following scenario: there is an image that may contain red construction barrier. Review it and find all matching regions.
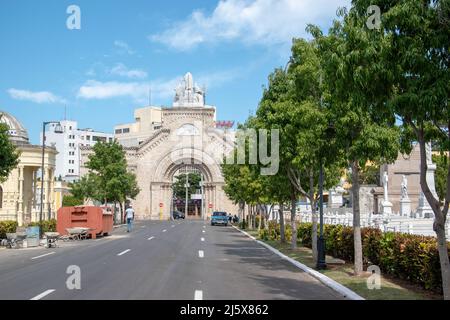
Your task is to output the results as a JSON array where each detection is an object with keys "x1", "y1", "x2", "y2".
[{"x1": 56, "y1": 206, "x2": 113, "y2": 239}]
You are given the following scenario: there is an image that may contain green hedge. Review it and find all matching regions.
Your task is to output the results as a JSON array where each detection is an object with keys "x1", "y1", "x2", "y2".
[
  {"x1": 0, "y1": 220, "x2": 18, "y2": 238},
  {"x1": 259, "y1": 222, "x2": 450, "y2": 293}
]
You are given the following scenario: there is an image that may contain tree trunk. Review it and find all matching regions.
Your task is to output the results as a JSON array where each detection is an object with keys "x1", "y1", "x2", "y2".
[
  {"x1": 119, "y1": 202, "x2": 124, "y2": 224},
  {"x1": 279, "y1": 201, "x2": 286, "y2": 243},
  {"x1": 291, "y1": 189, "x2": 297, "y2": 249},
  {"x1": 351, "y1": 160, "x2": 363, "y2": 275},
  {"x1": 310, "y1": 172, "x2": 318, "y2": 263},
  {"x1": 258, "y1": 204, "x2": 263, "y2": 231},
  {"x1": 417, "y1": 134, "x2": 450, "y2": 299}
]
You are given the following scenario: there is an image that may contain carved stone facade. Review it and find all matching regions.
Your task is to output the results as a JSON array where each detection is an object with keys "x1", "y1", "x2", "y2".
[{"x1": 81, "y1": 73, "x2": 237, "y2": 220}]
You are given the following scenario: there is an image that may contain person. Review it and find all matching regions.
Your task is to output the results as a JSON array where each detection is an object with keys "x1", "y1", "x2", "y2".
[{"x1": 125, "y1": 205, "x2": 135, "y2": 232}]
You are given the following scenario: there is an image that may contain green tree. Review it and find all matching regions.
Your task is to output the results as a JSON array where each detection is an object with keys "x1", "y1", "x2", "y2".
[
  {"x1": 0, "y1": 121, "x2": 20, "y2": 183},
  {"x1": 434, "y1": 154, "x2": 449, "y2": 204},
  {"x1": 69, "y1": 174, "x2": 100, "y2": 203},
  {"x1": 348, "y1": 0, "x2": 450, "y2": 297},
  {"x1": 62, "y1": 195, "x2": 83, "y2": 207},
  {"x1": 309, "y1": 9, "x2": 401, "y2": 275},
  {"x1": 172, "y1": 172, "x2": 201, "y2": 199},
  {"x1": 85, "y1": 141, "x2": 140, "y2": 221}
]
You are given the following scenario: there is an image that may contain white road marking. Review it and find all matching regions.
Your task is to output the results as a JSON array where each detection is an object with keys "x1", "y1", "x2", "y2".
[
  {"x1": 30, "y1": 289, "x2": 55, "y2": 300},
  {"x1": 201, "y1": 237, "x2": 205, "y2": 242},
  {"x1": 31, "y1": 252, "x2": 55, "y2": 260},
  {"x1": 117, "y1": 249, "x2": 131, "y2": 256},
  {"x1": 171, "y1": 225, "x2": 175, "y2": 228},
  {"x1": 203, "y1": 226, "x2": 206, "y2": 228},
  {"x1": 148, "y1": 236, "x2": 155, "y2": 240},
  {"x1": 194, "y1": 290, "x2": 203, "y2": 300},
  {"x1": 202, "y1": 230, "x2": 205, "y2": 233},
  {"x1": 198, "y1": 250, "x2": 204, "y2": 258},
  {"x1": 162, "y1": 229, "x2": 167, "y2": 232}
]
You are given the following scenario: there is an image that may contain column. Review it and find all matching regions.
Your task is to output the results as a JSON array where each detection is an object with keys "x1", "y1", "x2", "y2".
[
  {"x1": 17, "y1": 166, "x2": 24, "y2": 226},
  {"x1": 32, "y1": 169, "x2": 37, "y2": 222},
  {"x1": 48, "y1": 168, "x2": 54, "y2": 219}
]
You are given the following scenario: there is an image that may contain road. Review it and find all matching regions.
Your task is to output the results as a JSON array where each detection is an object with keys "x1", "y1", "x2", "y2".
[{"x1": 0, "y1": 220, "x2": 344, "y2": 300}]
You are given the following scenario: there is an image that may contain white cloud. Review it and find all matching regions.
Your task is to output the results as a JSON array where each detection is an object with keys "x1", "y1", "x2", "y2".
[
  {"x1": 109, "y1": 63, "x2": 148, "y2": 79},
  {"x1": 114, "y1": 40, "x2": 135, "y2": 55},
  {"x1": 150, "y1": 0, "x2": 350, "y2": 51},
  {"x1": 7, "y1": 88, "x2": 66, "y2": 104},
  {"x1": 77, "y1": 70, "x2": 238, "y2": 104},
  {"x1": 77, "y1": 79, "x2": 177, "y2": 104}
]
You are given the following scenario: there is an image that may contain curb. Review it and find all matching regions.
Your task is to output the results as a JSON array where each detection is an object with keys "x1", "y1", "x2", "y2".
[{"x1": 232, "y1": 226, "x2": 365, "y2": 301}]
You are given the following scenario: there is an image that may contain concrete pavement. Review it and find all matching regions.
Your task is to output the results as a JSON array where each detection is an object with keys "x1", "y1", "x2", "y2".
[{"x1": 0, "y1": 220, "x2": 345, "y2": 300}]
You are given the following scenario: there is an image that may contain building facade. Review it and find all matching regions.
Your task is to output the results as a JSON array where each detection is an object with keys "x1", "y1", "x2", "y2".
[
  {"x1": 81, "y1": 73, "x2": 237, "y2": 220},
  {"x1": 0, "y1": 111, "x2": 58, "y2": 225},
  {"x1": 44, "y1": 120, "x2": 113, "y2": 182}
]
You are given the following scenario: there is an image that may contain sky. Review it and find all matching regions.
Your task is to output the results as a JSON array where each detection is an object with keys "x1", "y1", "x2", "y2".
[{"x1": 0, "y1": 0, "x2": 350, "y2": 144}]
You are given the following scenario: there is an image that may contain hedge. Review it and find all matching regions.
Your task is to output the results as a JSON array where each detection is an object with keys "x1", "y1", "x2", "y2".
[
  {"x1": 259, "y1": 222, "x2": 450, "y2": 293},
  {"x1": 0, "y1": 220, "x2": 18, "y2": 238}
]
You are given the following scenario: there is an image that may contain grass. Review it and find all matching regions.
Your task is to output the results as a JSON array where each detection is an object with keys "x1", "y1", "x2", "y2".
[{"x1": 243, "y1": 229, "x2": 442, "y2": 300}]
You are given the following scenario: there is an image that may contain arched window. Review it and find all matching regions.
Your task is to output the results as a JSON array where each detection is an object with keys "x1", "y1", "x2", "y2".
[{"x1": 0, "y1": 186, "x2": 3, "y2": 209}]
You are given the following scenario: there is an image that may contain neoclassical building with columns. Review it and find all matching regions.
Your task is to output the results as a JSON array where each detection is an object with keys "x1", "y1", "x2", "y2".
[
  {"x1": 81, "y1": 73, "x2": 237, "y2": 220},
  {"x1": 0, "y1": 111, "x2": 58, "y2": 225}
]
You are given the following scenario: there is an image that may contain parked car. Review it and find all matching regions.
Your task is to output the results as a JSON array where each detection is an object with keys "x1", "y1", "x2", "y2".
[
  {"x1": 211, "y1": 211, "x2": 228, "y2": 226},
  {"x1": 172, "y1": 210, "x2": 185, "y2": 219}
]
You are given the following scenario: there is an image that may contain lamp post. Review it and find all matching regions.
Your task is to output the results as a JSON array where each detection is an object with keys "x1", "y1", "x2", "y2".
[
  {"x1": 40, "y1": 121, "x2": 63, "y2": 222},
  {"x1": 317, "y1": 160, "x2": 326, "y2": 269},
  {"x1": 184, "y1": 173, "x2": 190, "y2": 219}
]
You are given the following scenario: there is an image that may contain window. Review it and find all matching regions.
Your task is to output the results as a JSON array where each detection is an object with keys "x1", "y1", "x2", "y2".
[
  {"x1": 115, "y1": 129, "x2": 122, "y2": 134},
  {"x1": 109, "y1": 138, "x2": 113, "y2": 143},
  {"x1": 122, "y1": 128, "x2": 130, "y2": 134},
  {"x1": 69, "y1": 126, "x2": 72, "y2": 130},
  {"x1": 86, "y1": 136, "x2": 91, "y2": 141},
  {"x1": 0, "y1": 186, "x2": 3, "y2": 209},
  {"x1": 93, "y1": 136, "x2": 106, "y2": 142}
]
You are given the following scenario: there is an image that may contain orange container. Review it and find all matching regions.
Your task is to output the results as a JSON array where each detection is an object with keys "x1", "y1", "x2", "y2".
[{"x1": 56, "y1": 206, "x2": 113, "y2": 239}]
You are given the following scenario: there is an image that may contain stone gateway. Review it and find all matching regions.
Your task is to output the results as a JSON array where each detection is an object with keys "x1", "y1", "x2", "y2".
[{"x1": 81, "y1": 73, "x2": 237, "y2": 220}]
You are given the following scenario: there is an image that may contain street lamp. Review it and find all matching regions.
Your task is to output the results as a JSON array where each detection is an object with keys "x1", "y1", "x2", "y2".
[{"x1": 40, "y1": 121, "x2": 63, "y2": 222}]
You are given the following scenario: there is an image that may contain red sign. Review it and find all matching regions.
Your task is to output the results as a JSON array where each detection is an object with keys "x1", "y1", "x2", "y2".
[
  {"x1": 159, "y1": 203, "x2": 163, "y2": 208},
  {"x1": 208, "y1": 203, "x2": 213, "y2": 209},
  {"x1": 215, "y1": 120, "x2": 234, "y2": 129}
]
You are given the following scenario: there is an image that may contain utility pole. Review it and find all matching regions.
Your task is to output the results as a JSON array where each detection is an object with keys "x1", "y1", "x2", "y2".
[{"x1": 185, "y1": 173, "x2": 189, "y2": 218}]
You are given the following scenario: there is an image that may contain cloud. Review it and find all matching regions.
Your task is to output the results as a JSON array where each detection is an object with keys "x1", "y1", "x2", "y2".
[
  {"x1": 109, "y1": 63, "x2": 148, "y2": 79},
  {"x1": 7, "y1": 88, "x2": 66, "y2": 104},
  {"x1": 77, "y1": 70, "x2": 238, "y2": 104},
  {"x1": 77, "y1": 79, "x2": 177, "y2": 104},
  {"x1": 114, "y1": 40, "x2": 135, "y2": 55},
  {"x1": 150, "y1": 0, "x2": 349, "y2": 51}
]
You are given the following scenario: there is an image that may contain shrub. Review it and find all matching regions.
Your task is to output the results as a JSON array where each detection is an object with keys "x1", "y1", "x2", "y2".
[
  {"x1": 259, "y1": 221, "x2": 450, "y2": 293},
  {"x1": 239, "y1": 218, "x2": 248, "y2": 230},
  {"x1": 0, "y1": 220, "x2": 18, "y2": 238},
  {"x1": 62, "y1": 195, "x2": 83, "y2": 207},
  {"x1": 255, "y1": 215, "x2": 266, "y2": 229}
]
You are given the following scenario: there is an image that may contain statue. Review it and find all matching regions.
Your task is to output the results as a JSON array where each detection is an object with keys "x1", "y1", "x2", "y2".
[
  {"x1": 173, "y1": 72, "x2": 204, "y2": 107},
  {"x1": 401, "y1": 175, "x2": 408, "y2": 199},
  {"x1": 382, "y1": 171, "x2": 389, "y2": 201}
]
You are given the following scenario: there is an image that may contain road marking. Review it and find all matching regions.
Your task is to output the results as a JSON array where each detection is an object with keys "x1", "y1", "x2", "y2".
[
  {"x1": 171, "y1": 225, "x2": 175, "y2": 228},
  {"x1": 203, "y1": 226, "x2": 205, "y2": 228},
  {"x1": 30, "y1": 289, "x2": 55, "y2": 300},
  {"x1": 162, "y1": 229, "x2": 167, "y2": 232},
  {"x1": 201, "y1": 237, "x2": 205, "y2": 242},
  {"x1": 148, "y1": 236, "x2": 155, "y2": 240},
  {"x1": 117, "y1": 249, "x2": 131, "y2": 256},
  {"x1": 202, "y1": 230, "x2": 205, "y2": 233},
  {"x1": 194, "y1": 290, "x2": 203, "y2": 300},
  {"x1": 198, "y1": 250, "x2": 204, "y2": 258},
  {"x1": 31, "y1": 252, "x2": 55, "y2": 260}
]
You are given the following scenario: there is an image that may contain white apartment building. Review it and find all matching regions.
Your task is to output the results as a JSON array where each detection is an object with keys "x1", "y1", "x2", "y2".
[{"x1": 43, "y1": 120, "x2": 114, "y2": 182}]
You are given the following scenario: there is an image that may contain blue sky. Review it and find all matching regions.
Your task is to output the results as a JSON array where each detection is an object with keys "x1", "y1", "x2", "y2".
[{"x1": 0, "y1": 0, "x2": 349, "y2": 144}]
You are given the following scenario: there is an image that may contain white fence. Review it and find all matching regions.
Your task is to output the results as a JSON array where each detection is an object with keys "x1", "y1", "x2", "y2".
[{"x1": 275, "y1": 208, "x2": 450, "y2": 239}]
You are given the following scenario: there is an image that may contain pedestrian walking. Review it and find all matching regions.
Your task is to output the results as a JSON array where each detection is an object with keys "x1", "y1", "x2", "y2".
[{"x1": 126, "y1": 205, "x2": 135, "y2": 232}]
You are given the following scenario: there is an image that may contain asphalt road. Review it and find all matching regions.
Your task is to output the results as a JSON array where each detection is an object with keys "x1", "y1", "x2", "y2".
[{"x1": 0, "y1": 220, "x2": 344, "y2": 300}]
